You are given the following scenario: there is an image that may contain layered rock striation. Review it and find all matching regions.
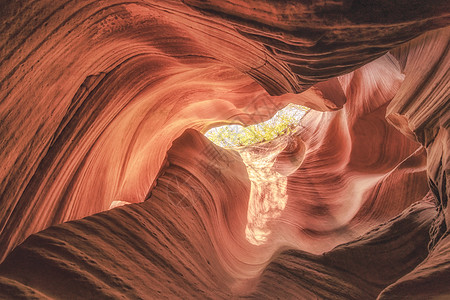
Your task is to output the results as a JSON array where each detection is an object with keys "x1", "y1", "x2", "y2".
[{"x1": 0, "y1": 0, "x2": 449, "y2": 298}]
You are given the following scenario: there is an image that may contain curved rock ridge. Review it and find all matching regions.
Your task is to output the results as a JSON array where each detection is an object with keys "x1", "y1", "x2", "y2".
[
  {"x1": 184, "y1": 0, "x2": 450, "y2": 87},
  {"x1": 0, "y1": 0, "x2": 449, "y2": 298},
  {"x1": 253, "y1": 198, "x2": 438, "y2": 300},
  {"x1": 378, "y1": 232, "x2": 450, "y2": 299},
  {"x1": 0, "y1": 130, "x2": 440, "y2": 299},
  {"x1": 271, "y1": 53, "x2": 430, "y2": 253},
  {"x1": 1, "y1": 0, "x2": 386, "y2": 260},
  {"x1": 386, "y1": 29, "x2": 450, "y2": 246}
]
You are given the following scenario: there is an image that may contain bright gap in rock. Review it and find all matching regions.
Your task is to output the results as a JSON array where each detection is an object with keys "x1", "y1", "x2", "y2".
[
  {"x1": 205, "y1": 104, "x2": 309, "y2": 245},
  {"x1": 109, "y1": 200, "x2": 131, "y2": 209},
  {"x1": 205, "y1": 104, "x2": 309, "y2": 148}
]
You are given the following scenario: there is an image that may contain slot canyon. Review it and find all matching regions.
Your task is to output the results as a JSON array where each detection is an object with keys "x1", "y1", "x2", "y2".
[{"x1": 0, "y1": 0, "x2": 449, "y2": 299}]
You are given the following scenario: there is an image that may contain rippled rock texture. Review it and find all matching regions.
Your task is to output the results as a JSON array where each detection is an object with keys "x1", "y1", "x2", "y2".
[{"x1": 0, "y1": 0, "x2": 449, "y2": 299}]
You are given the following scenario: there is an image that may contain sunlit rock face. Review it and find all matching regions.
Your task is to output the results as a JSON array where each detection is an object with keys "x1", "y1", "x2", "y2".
[{"x1": 0, "y1": 0, "x2": 449, "y2": 298}]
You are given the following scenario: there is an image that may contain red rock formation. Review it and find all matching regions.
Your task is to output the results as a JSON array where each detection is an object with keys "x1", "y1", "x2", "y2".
[
  {"x1": 0, "y1": 130, "x2": 439, "y2": 299},
  {"x1": 0, "y1": 0, "x2": 449, "y2": 298}
]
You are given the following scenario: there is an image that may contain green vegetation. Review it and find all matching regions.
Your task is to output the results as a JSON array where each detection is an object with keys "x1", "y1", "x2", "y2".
[{"x1": 205, "y1": 104, "x2": 309, "y2": 148}]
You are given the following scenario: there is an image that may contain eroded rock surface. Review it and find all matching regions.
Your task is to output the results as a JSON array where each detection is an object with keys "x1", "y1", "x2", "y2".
[{"x1": 0, "y1": 0, "x2": 449, "y2": 298}]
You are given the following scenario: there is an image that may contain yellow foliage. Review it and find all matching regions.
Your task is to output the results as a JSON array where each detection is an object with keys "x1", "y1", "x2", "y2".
[{"x1": 205, "y1": 104, "x2": 308, "y2": 148}]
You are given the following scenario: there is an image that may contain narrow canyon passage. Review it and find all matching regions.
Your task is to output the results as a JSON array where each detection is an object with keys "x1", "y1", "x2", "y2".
[{"x1": 0, "y1": 0, "x2": 449, "y2": 299}]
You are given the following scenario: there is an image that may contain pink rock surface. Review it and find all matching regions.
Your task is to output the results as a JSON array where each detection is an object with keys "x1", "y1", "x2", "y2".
[{"x1": 0, "y1": 0, "x2": 448, "y2": 298}]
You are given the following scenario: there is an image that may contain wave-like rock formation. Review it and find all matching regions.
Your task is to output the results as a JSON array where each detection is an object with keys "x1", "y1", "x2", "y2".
[{"x1": 0, "y1": 0, "x2": 449, "y2": 299}]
